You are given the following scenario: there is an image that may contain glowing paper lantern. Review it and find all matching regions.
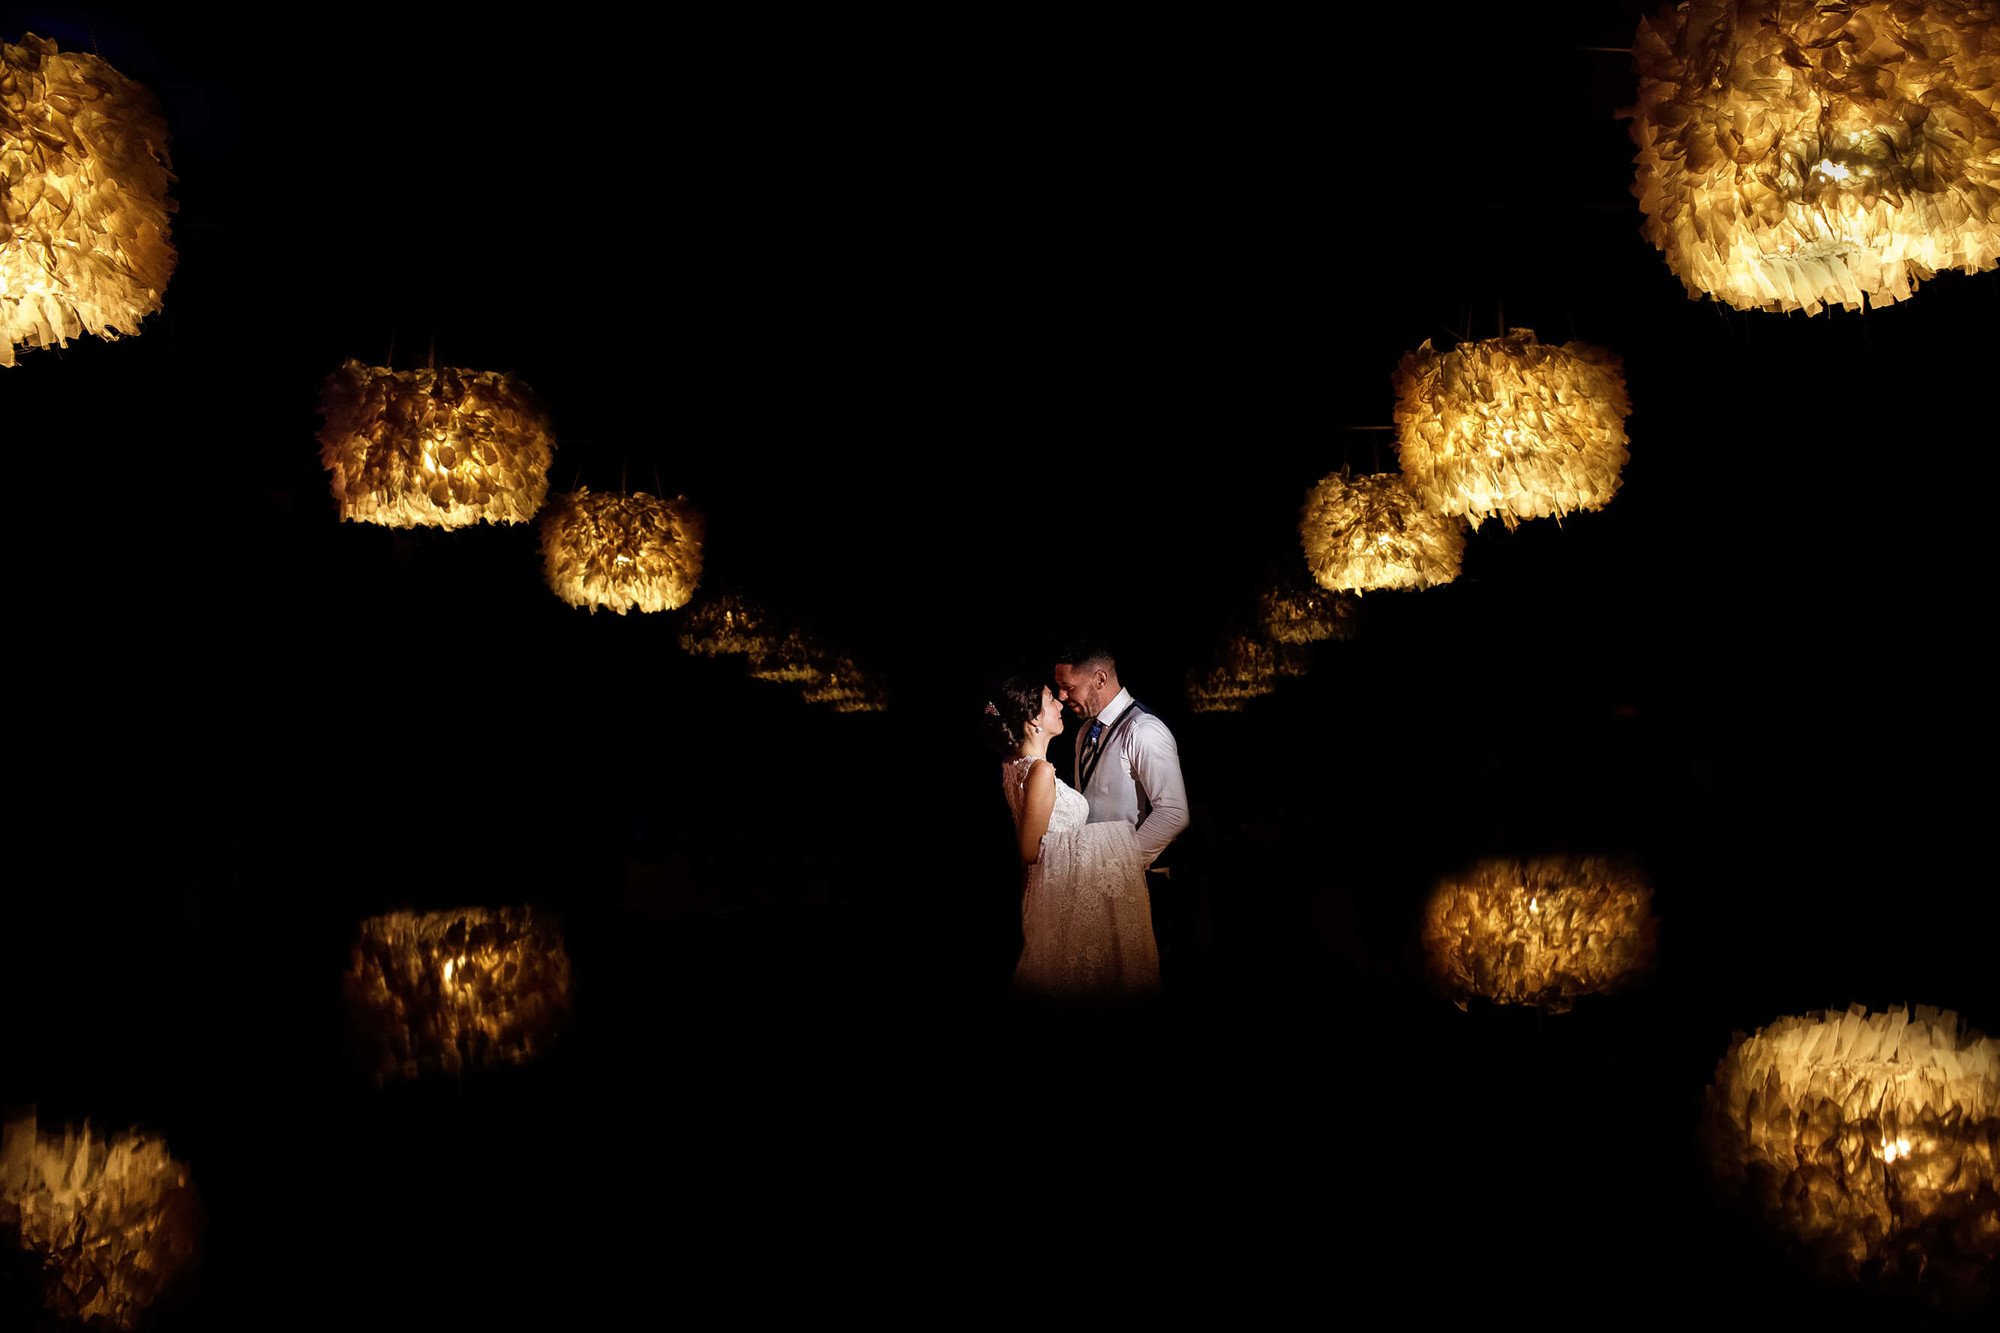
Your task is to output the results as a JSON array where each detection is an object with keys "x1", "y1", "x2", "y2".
[
  {"x1": 1257, "y1": 583, "x2": 1357, "y2": 645},
  {"x1": 538, "y1": 487, "x2": 704, "y2": 615},
  {"x1": 1299, "y1": 471, "x2": 1464, "y2": 593},
  {"x1": 0, "y1": 1110, "x2": 199, "y2": 1329},
  {"x1": 678, "y1": 594, "x2": 777, "y2": 656},
  {"x1": 800, "y1": 655, "x2": 887, "y2": 711},
  {"x1": 1392, "y1": 331, "x2": 1631, "y2": 531},
  {"x1": 1702, "y1": 1004, "x2": 1999, "y2": 1300},
  {"x1": 1185, "y1": 635, "x2": 1311, "y2": 712},
  {"x1": 1627, "y1": 0, "x2": 2000, "y2": 315},
  {"x1": 1, "y1": 34, "x2": 176, "y2": 368},
  {"x1": 1422, "y1": 857, "x2": 1658, "y2": 1012},
  {"x1": 316, "y1": 360, "x2": 555, "y2": 528},
  {"x1": 342, "y1": 906, "x2": 573, "y2": 1084}
]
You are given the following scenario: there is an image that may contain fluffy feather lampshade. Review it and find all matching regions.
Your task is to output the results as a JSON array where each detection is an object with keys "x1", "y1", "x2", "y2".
[
  {"x1": 1257, "y1": 582, "x2": 1357, "y2": 644},
  {"x1": 1185, "y1": 634, "x2": 1311, "y2": 712},
  {"x1": 1, "y1": 1110, "x2": 199, "y2": 1329},
  {"x1": 1299, "y1": 471, "x2": 1464, "y2": 593},
  {"x1": 2, "y1": 33, "x2": 176, "y2": 368},
  {"x1": 1422, "y1": 856, "x2": 1659, "y2": 1012},
  {"x1": 316, "y1": 360, "x2": 555, "y2": 528},
  {"x1": 538, "y1": 488, "x2": 704, "y2": 614},
  {"x1": 800, "y1": 654, "x2": 888, "y2": 711},
  {"x1": 1702, "y1": 1004, "x2": 1999, "y2": 1301},
  {"x1": 342, "y1": 906, "x2": 573, "y2": 1084},
  {"x1": 678, "y1": 593, "x2": 777, "y2": 657},
  {"x1": 747, "y1": 631, "x2": 825, "y2": 684},
  {"x1": 1626, "y1": 0, "x2": 2000, "y2": 315},
  {"x1": 1392, "y1": 331, "x2": 1631, "y2": 531}
]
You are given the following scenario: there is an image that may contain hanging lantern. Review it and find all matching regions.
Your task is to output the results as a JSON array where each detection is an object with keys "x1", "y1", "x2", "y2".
[
  {"x1": 1, "y1": 34, "x2": 176, "y2": 368},
  {"x1": 1702, "y1": 1004, "x2": 1999, "y2": 1301},
  {"x1": 315, "y1": 360, "x2": 555, "y2": 528},
  {"x1": 1299, "y1": 471, "x2": 1464, "y2": 593},
  {"x1": 1392, "y1": 331, "x2": 1632, "y2": 531},
  {"x1": 1422, "y1": 856, "x2": 1658, "y2": 1012},
  {"x1": 1626, "y1": 0, "x2": 2000, "y2": 315},
  {"x1": 747, "y1": 631, "x2": 825, "y2": 683},
  {"x1": 678, "y1": 594, "x2": 777, "y2": 657},
  {"x1": 0, "y1": 1109, "x2": 199, "y2": 1329},
  {"x1": 800, "y1": 655, "x2": 887, "y2": 711},
  {"x1": 538, "y1": 487, "x2": 704, "y2": 615},
  {"x1": 1257, "y1": 582, "x2": 1357, "y2": 644},
  {"x1": 342, "y1": 906, "x2": 573, "y2": 1084},
  {"x1": 1185, "y1": 634, "x2": 1311, "y2": 712}
]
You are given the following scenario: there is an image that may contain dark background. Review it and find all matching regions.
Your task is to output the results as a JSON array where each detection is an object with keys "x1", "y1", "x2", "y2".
[{"x1": 6, "y1": 3, "x2": 1994, "y2": 1326}]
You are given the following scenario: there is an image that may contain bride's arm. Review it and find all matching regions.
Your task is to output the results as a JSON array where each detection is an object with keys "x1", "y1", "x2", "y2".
[{"x1": 1018, "y1": 760, "x2": 1056, "y2": 866}]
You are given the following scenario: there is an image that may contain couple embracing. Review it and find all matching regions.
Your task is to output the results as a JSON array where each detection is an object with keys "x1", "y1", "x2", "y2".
[{"x1": 984, "y1": 643, "x2": 1188, "y2": 1002}]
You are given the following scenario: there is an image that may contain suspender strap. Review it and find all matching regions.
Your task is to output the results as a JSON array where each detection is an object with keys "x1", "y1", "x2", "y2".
[{"x1": 1079, "y1": 700, "x2": 1148, "y2": 791}]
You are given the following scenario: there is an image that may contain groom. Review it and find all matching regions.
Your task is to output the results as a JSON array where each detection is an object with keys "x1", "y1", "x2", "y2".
[{"x1": 1053, "y1": 641, "x2": 1190, "y2": 975}]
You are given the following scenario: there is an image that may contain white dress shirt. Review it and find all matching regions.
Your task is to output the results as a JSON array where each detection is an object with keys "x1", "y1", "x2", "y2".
[{"x1": 1076, "y1": 687, "x2": 1189, "y2": 868}]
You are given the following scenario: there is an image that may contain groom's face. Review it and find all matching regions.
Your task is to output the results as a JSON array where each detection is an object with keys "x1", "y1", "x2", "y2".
[{"x1": 1053, "y1": 663, "x2": 1105, "y2": 719}]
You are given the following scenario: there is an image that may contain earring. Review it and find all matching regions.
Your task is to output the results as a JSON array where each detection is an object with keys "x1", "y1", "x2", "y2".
[{"x1": 1031, "y1": 724, "x2": 1042, "y2": 734}]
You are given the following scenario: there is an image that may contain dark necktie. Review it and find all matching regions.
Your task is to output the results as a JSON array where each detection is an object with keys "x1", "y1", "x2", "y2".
[{"x1": 1079, "y1": 719, "x2": 1105, "y2": 784}]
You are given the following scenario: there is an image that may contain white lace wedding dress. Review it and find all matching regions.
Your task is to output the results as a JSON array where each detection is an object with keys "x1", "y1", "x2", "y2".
[{"x1": 1000, "y1": 756, "x2": 1161, "y2": 1000}]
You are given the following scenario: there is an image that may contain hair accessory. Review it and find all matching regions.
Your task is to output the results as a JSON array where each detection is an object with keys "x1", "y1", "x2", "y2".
[{"x1": 983, "y1": 701, "x2": 998, "y2": 716}]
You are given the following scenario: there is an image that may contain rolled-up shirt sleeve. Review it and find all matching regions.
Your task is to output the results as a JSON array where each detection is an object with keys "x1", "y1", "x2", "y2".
[{"x1": 1128, "y1": 719, "x2": 1189, "y2": 867}]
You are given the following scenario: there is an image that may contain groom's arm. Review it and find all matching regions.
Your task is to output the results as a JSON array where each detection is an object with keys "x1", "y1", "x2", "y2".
[{"x1": 1129, "y1": 722, "x2": 1188, "y2": 867}]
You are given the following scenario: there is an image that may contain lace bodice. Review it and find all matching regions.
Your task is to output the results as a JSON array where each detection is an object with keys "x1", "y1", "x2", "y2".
[
  {"x1": 1000, "y1": 755, "x2": 1088, "y2": 838},
  {"x1": 998, "y1": 754, "x2": 1160, "y2": 1001}
]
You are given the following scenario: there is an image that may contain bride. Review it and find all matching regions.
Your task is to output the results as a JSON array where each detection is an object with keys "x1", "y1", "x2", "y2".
[{"x1": 987, "y1": 677, "x2": 1160, "y2": 1001}]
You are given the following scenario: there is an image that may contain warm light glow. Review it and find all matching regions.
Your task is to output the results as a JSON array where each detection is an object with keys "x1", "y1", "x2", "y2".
[
  {"x1": 1257, "y1": 581, "x2": 1358, "y2": 645},
  {"x1": 538, "y1": 487, "x2": 705, "y2": 615},
  {"x1": 343, "y1": 906, "x2": 574, "y2": 1083},
  {"x1": 677, "y1": 593, "x2": 779, "y2": 657},
  {"x1": 1422, "y1": 857, "x2": 1658, "y2": 1012},
  {"x1": 316, "y1": 360, "x2": 556, "y2": 527},
  {"x1": 1393, "y1": 331, "x2": 1631, "y2": 531},
  {"x1": 0, "y1": 1109, "x2": 200, "y2": 1329},
  {"x1": 1186, "y1": 634, "x2": 1313, "y2": 712},
  {"x1": 1626, "y1": 0, "x2": 2000, "y2": 314},
  {"x1": 1298, "y1": 471, "x2": 1465, "y2": 594},
  {"x1": 1, "y1": 33, "x2": 177, "y2": 367},
  {"x1": 1703, "y1": 1004, "x2": 2000, "y2": 1298}
]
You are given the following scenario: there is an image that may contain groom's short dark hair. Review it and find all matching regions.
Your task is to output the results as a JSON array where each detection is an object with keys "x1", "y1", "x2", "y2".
[{"x1": 1056, "y1": 640, "x2": 1116, "y2": 674}]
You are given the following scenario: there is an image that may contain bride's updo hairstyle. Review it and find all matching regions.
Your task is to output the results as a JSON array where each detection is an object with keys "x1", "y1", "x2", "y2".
[{"x1": 980, "y1": 675, "x2": 1047, "y2": 758}]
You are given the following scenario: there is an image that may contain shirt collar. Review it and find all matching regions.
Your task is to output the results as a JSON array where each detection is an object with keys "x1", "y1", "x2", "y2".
[{"x1": 1094, "y1": 688, "x2": 1133, "y2": 729}]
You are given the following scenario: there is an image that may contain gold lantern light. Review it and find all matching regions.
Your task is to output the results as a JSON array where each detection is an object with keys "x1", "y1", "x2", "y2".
[
  {"x1": 747, "y1": 630, "x2": 825, "y2": 683},
  {"x1": 342, "y1": 906, "x2": 573, "y2": 1084},
  {"x1": 316, "y1": 359, "x2": 556, "y2": 528},
  {"x1": 1299, "y1": 470, "x2": 1464, "y2": 594},
  {"x1": 1, "y1": 1109, "x2": 199, "y2": 1329},
  {"x1": 1626, "y1": 1, "x2": 2000, "y2": 315},
  {"x1": 1185, "y1": 634, "x2": 1312, "y2": 712},
  {"x1": 678, "y1": 593, "x2": 778, "y2": 657},
  {"x1": 799, "y1": 654, "x2": 888, "y2": 711},
  {"x1": 1257, "y1": 582, "x2": 1357, "y2": 645},
  {"x1": 1422, "y1": 856, "x2": 1659, "y2": 1012},
  {"x1": 538, "y1": 487, "x2": 704, "y2": 614},
  {"x1": 1392, "y1": 331, "x2": 1631, "y2": 531},
  {"x1": 1, "y1": 34, "x2": 176, "y2": 368},
  {"x1": 1702, "y1": 1004, "x2": 2000, "y2": 1300}
]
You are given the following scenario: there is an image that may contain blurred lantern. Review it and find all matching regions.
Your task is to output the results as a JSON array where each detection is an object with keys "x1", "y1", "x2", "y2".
[
  {"x1": 1703, "y1": 1004, "x2": 1999, "y2": 1301},
  {"x1": 1422, "y1": 856, "x2": 1658, "y2": 1012},
  {"x1": 1626, "y1": 0, "x2": 2000, "y2": 315},
  {"x1": 1299, "y1": 471, "x2": 1464, "y2": 593},
  {"x1": 342, "y1": 906, "x2": 573, "y2": 1084},
  {"x1": 316, "y1": 359, "x2": 555, "y2": 528},
  {"x1": 0, "y1": 1109, "x2": 199, "y2": 1329},
  {"x1": 1393, "y1": 331, "x2": 1631, "y2": 531},
  {"x1": 678, "y1": 593, "x2": 777, "y2": 657},
  {"x1": 748, "y1": 631, "x2": 826, "y2": 683},
  {"x1": 538, "y1": 487, "x2": 704, "y2": 614},
  {"x1": 1257, "y1": 581, "x2": 1357, "y2": 644},
  {"x1": 1, "y1": 33, "x2": 176, "y2": 368},
  {"x1": 1185, "y1": 634, "x2": 1311, "y2": 712},
  {"x1": 800, "y1": 655, "x2": 888, "y2": 711}
]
